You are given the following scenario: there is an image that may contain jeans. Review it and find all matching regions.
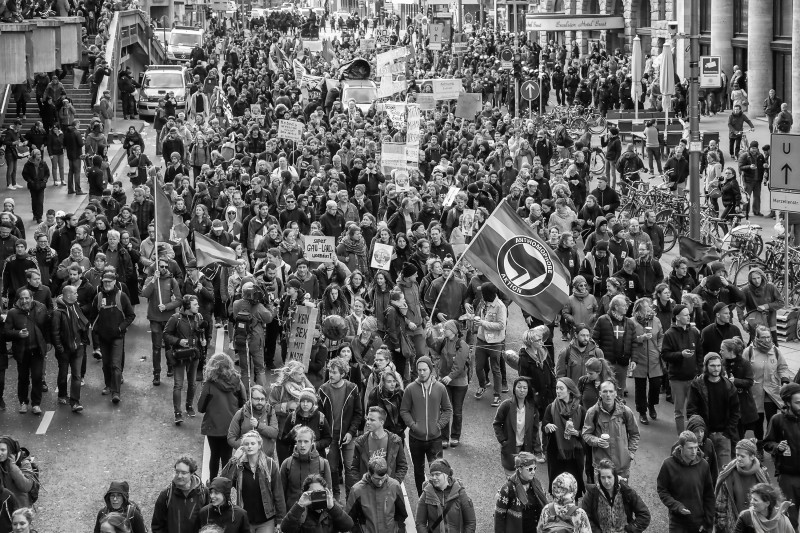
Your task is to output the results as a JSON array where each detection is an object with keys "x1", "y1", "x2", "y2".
[
  {"x1": 409, "y1": 436, "x2": 443, "y2": 496},
  {"x1": 173, "y1": 358, "x2": 199, "y2": 413},
  {"x1": 150, "y1": 320, "x2": 167, "y2": 376},
  {"x1": 100, "y1": 337, "x2": 125, "y2": 394},
  {"x1": 729, "y1": 135, "x2": 742, "y2": 157},
  {"x1": 29, "y1": 188, "x2": 45, "y2": 221},
  {"x1": 67, "y1": 157, "x2": 82, "y2": 192},
  {"x1": 634, "y1": 376, "x2": 662, "y2": 414},
  {"x1": 443, "y1": 384, "x2": 467, "y2": 441},
  {"x1": 4, "y1": 152, "x2": 16, "y2": 186},
  {"x1": 745, "y1": 180, "x2": 762, "y2": 215},
  {"x1": 50, "y1": 153, "x2": 64, "y2": 184},
  {"x1": 207, "y1": 435, "x2": 231, "y2": 480},
  {"x1": 611, "y1": 363, "x2": 627, "y2": 395},
  {"x1": 17, "y1": 349, "x2": 44, "y2": 406},
  {"x1": 328, "y1": 436, "x2": 355, "y2": 498},
  {"x1": 57, "y1": 348, "x2": 84, "y2": 403},
  {"x1": 235, "y1": 333, "x2": 266, "y2": 389},
  {"x1": 709, "y1": 431, "x2": 732, "y2": 468},
  {"x1": 778, "y1": 472, "x2": 800, "y2": 527},
  {"x1": 606, "y1": 159, "x2": 618, "y2": 187},
  {"x1": 646, "y1": 147, "x2": 663, "y2": 173},
  {"x1": 670, "y1": 379, "x2": 691, "y2": 433},
  {"x1": 476, "y1": 342, "x2": 502, "y2": 396}
]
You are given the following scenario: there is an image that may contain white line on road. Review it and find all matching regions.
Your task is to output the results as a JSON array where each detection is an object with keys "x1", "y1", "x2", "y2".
[
  {"x1": 402, "y1": 434, "x2": 416, "y2": 527},
  {"x1": 216, "y1": 327, "x2": 225, "y2": 355},
  {"x1": 35, "y1": 411, "x2": 55, "y2": 435},
  {"x1": 201, "y1": 436, "x2": 211, "y2": 484}
]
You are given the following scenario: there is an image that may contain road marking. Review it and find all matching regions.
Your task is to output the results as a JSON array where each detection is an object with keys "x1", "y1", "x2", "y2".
[
  {"x1": 35, "y1": 411, "x2": 55, "y2": 435},
  {"x1": 201, "y1": 436, "x2": 211, "y2": 484},
  {"x1": 216, "y1": 327, "x2": 225, "y2": 355},
  {"x1": 402, "y1": 434, "x2": 416, "y2": 527}
]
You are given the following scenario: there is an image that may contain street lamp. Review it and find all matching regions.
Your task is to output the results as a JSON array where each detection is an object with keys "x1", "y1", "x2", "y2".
[{"x1": 160, "y1": 15, "x2": 169, "y2": 57}]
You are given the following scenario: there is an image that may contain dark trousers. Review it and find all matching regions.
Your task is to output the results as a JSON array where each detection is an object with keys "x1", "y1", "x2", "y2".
[
  {"x1": 29, "y1": 188, "x2": 45, "y2": 221},
  {"x1": 778, "y1": 472, "x2": 800, "y2": 527},
  {"x1": 57, "y1": 347, "x2": 84, "y2": 403},
  {"x1": 67, "y1": 157, "x2": 82, "y2": 193},
  {"x1": 18, "y1": 349, "x2": 44, "y2": 406},
  {"x1": 729, "y1": 135, "x2": 743, "y2": 157},
  {"x1": 409, "y1": 436, "x2": 443, "y2": 496},
  {"x1": 745, "y1": 180, "x2": 762, "y2": 215},
  {"x1": 442, "y1": 384, "x2": 467, "y2": 441},
  {"x1": 264, "y1": 320, "x2": 280, "y2": 369},
  {"x1": 100, "y1": 337, "x2": 124, "y2": 394},
  {"x1": 741, "y1": 401, "x2": 780, "y2": 445},
  {"x1": 206, "y1": 435, "x2": 231, "y2": 480},
  {"x1": 634, "y1": 376, "x2": 662, "y2": 414},
  {"x1": 173, "y1": 358, "x2": 199, "y2": 413},
  {"x1": 150, "y1": 320, "x2": 167, "y2": 375}
]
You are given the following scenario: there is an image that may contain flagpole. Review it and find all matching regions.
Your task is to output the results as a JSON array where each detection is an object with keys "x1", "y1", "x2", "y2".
[{"x1": 153, "y1": 179, "x2": 163, "y2": 307}]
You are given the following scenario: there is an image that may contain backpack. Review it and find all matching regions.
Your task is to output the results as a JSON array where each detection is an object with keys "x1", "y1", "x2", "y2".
[
  {"x1": 18, "y1": 447, "x2": 40, "y2": 504},
  {"x1": 233, "y1": 308, "x2": 253, "y2": 348},
  {"x1": 92, "y1": 290, "x2": 123, "y2": 328}
]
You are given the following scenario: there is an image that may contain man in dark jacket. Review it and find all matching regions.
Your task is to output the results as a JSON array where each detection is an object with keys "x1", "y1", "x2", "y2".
[
  {"x1": 1, "y1": 239, "x2": 38, "y2": 307},
  {"x1": 662, "y1": 304, "x2": 702, "y2": 434},
  {"x1": 686, "y1": 352, "x2": 740, "y2": 468},
  {"x1": 141, "y1": 260, "x2": 183, "y2": 386},
  {"x1": 615, "y1": 144, "x2": 645, "y2": 183},
  {"x1": 738, "y1": 141, "x2": 766, "y2": 216},
  {"x1": 764, "y1": 383, "x2": 800, "y2": 527},
  {"x1": 4, "y1": 289, "x2": 51, "y2": 415},
  {"x1": 601, "y1": 127, "x2": 622, "y2": 186},
  {"x1": 592, "y1": 294, "x2": 636, "y2": 394},
  {"x1": 63, "y1": 120, "x2": 85, "y2": 194},
  {"x1": 582, "y1": 458, "x2": 651, "y2": 533},
  {"x1": 151, "y1": 455, "x2": 209, "y2": 533},
  {"x1": 642, "y1": 209, "x2": 665, "y2": 259},
  {"x1": 347, "y1": 406, "x2": 407, "y2": 492},
  {"x1": 580, "y1": 241, "x2": 617, "y2": 298},
  {"x1": 52, "y1": 285, "x2": 89, "y2": 413},
  {"x1": 664, "y1": 145, "x2": 690, "y2": 196},
  {"x1": 90, "y1": 271, "x2": 136, "y2": 404},
  {"x1": 699, "y1": 303, "x2": 742, "y2": 358},
  {"x1": 657, "y1": 431, "x2": 715, "y2": 533}
]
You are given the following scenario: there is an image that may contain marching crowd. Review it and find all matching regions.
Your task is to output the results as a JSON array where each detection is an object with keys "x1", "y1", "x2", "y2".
[{"x1": 1, "y1": 6, "x2": 800, "y2": 533}]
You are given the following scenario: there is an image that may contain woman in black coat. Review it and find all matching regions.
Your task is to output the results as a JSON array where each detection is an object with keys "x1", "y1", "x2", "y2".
[
  {"x1": 493, "y1": 377, "x2": 544, "y2": 475},
  {"x1": 505, "y1": 326, "x2": 557, "y2": 421},
  {"x1": 542, "y1": 377, "x2": 587, "y2": 497}
]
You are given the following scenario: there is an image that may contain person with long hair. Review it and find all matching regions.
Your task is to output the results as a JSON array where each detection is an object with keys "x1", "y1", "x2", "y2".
[
  {"x1": 222, "y1": 430, "x2": 286, "y2": 533},
  {"x1": 336, "y1": 224, "x2": 369, "y2": 276},
  {"x1": 199, "y1": 353, "x2": 247, "y2": 480},
  {"x1": 631, "y1": 297, "x2": 665, "y2": 426},
  {"x1": 366, "y1": 369, "x2": 406, "y2": 440},
  {"x1": 227, "y1": 384, "x2": 279, "y2": 458},
  {"x1": 732, "y1": 483, "x2": 794, "y2": 533},
  {"x1": 506, "y1": 327, "x2": 557, "y2": 420},
  {"x1": 320, "y1": 283, "x2": 350, "y2": 319},
  {"x1": 493, "y1": 377, "x2": 545, "y2": 476},
  {"x1": 268, "y1": 360, "x2": 315, "y2": 459},
  {"x1": 277, "y1": 387, "x2": 332, "y2": 465},
  {"x1": 542, "y1": 377, "x2": 586, "y2": 496},
  {"x1": 344, "y1": 296, "x2": 368, "y2": 338}
]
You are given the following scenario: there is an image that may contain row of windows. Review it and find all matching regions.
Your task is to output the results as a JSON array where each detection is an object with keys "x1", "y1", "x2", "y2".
[{"x1": 700, "y1": 0, "x2": 792, "y2": 39}]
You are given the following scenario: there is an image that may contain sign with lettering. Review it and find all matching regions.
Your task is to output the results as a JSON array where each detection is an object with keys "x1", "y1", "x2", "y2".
[
  {"x1": 406, "y1": 104, "x2": 421, "y2": 146},
  {"x1": 303, "y1": 235, "x2": 336, "y2": 262},
  {"x1": 278, "y1": 120, "x2": 304, "y2": 142},
  {"x1": 376, "y1": 47, "x2": 408, "y2": 74},
  {"x1": 525, "y1": 14, "x2": 625, "y2": 32},
  {"x1": 442, "y1": 185, "x2": 461, "y2": 207},
  {"x1": 384, "y1": 102, "x2": 407, "y2": 126},
  {"x1": 371, "y1": 242, "x2": 393, "y2": 270},
  {"x1": 428, "y1": 23, "x2": 444, "y2": 50},
  {"x1": 700, "y1": 56, "x2": 721, "y2": 89},
  {"x1": 286, "y1": 304, "x2": 318, "y2": 372},
  {"x1": 432, "y1": 79, "x2": 463, "y2": 101},
  {"x1": 417, "y1": 93, "x2": 435, "y2": 111}
]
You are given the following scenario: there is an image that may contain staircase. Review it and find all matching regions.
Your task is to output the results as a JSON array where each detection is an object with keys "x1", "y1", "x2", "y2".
[{"x1": 1, "y1": 72, "x2": 97, "y2": 131}]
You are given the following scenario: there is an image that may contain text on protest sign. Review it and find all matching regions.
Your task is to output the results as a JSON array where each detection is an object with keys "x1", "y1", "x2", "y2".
[
  {"x1": 286, "y1": 305, "x2": 319, "y2": 372},
  {"x1": 384, "y1": 102, "x2": 407, "y2": 127},
  {"x1": 278, "y1": 120, "x2": 304, "y2": 142},
  {"x1": 376, "y1": 46, "x2": 408, "y2": 74},
  {"x1": 407, "y1": 104, "x2": 421, "y2": 146},
  {"x1": 433, "y1": 79, "x2": 463, "y2": 101},
  {"x1": 378, "y1": 78, "x2": 408, "y2": 99},
  {"x1": 303, "y1": 235, "x2": 336, "y2": 262},
  {"x1": 371, "y1": 242, "x2": 394, "y2": 270}
]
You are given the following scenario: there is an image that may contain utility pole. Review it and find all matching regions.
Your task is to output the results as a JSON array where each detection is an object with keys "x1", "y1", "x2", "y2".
[
  {"x1": 514, "y1": 34, "x2": 520, "y2": 119},
  {"x1": 688, "y1": 0, "x2": 701, "y2": 239},
  {"x1": 457, "y1": 0, "x2": 463, "y2": 31}
]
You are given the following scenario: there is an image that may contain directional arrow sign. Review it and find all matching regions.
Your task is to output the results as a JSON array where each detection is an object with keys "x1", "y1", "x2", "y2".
[
  {"x1": 770, "y1": 133, "x2": 800, "y2": 193},
  {"x1": 519, "y1": 80, "x2": 540, "y2": 102}
]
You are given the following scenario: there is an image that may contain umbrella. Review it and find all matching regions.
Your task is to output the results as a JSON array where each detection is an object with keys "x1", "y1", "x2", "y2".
[
  {"x1": 659, "y1": 41, "x2": 675, "y2": 142},
  {"x1": 631, "y1": 36, "x2": 643, "y2": 121}
]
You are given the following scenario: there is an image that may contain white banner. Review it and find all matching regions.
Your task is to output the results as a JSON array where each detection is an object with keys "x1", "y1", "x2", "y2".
[
  {"x1": 384, "y1": 102, "x2": 407, "y2": 127},
  {"x1": 432, "y1": 79, "x2": 463, "y2": 101},
  {"x1": 407, "y1": 104, "x2": 421, "y2": 147},
  {"x1": 278, "y1": 120, "x2": 304, "y2": 142},
  {"x1": 377, "y1": 60, "x2": 406, "y2": 76},
  {"x1": 377, "y1": 79, "x2": 408, "y2": 99}
]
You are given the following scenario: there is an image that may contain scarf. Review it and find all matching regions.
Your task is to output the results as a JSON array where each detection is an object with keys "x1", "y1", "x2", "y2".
[
  {"x1": 378, "y1": 384, "x2": 402, "y2": 427},
  {"x1": 751, "y1": 502, "x2": 794, "y2": 533},
  {"x1": 513, "y1": 472, "x2": 530, "y2": 507},
  {"x1": 552, "y1": 396, "x2": 583, "y2": 459},
  {"x1": 278, "y1": 239, "x2": 299, "y2": 255},
  {"x1": 341, "y1": 235, "x2": 368, "y2": 268}
]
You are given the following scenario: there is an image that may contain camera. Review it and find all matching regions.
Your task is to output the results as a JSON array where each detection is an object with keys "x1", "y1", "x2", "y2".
[
  {"x1": 667, "y1": 21, "x2": 679, "y2": 36},
  {"x1": 309, "y1": 490, "x2": 327, "y2": 511}
]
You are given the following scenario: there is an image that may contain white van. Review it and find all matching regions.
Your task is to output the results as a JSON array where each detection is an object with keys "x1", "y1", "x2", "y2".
[
  {"x1": 137, "y1": 65, "x2": 193, "y2": 118},
  {"x1": 167, "y1": 26, "x2": 204, "y2": 64}
]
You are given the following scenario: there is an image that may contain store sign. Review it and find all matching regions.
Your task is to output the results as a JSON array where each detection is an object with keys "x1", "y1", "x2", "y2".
[{"x1": 525, "y1": 14, "x2": 625, "y2": 32}]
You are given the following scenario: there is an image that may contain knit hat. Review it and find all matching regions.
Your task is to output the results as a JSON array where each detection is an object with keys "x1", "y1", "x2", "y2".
[
  {"x1": 442, "y1": 257, "x2": 455, "y2": 269},
  {"x1": 208, "y1": 477, "x2": 232, "y2": 498},
  {"x1": 703, "y1": 352, "x2": 722, "y2": 368},
  {"x1": 713, "y1": 302, "x2": 728, "y2": 315},
  {"x1": 686, "y1": 414, "x2": 706, "y2": 435},
  {"x1": 611, "y1": 223, "x2": 624, "y2": 235},
  {"x1": 672, "y1": 304, "x2": 688, "y2": 318},
  {"x1": 515, "y1": 452, "x2": 537, "y2": 469},
  {"x1": 287, "y1": 278, "x2": 302, "y2": 290},
  {"x1": 212, "y1": 219, "x2": 224, "y2": 228},
  {"x1": 780, "y1": 383, "x2": 800, "y2": 403},
  {"x1": 416, "y1": 355, "x2": 434, "y2": 372},
  {"x1": 298, "y1": 387, "x2": 318, "y2": 405},
  {"x1": 467, "y1": 183, "x2": 479, "y2": 194},
  {"x1": 594, "y1": 240, "x2": 609, "y2": 252},
  {"x1": 429, "y1": 458, "x2": 453, "y2": 477},
  {"x1": 14, "y1": 238, "x2": 26, "y2": 247},
  {"x1": 443, "y1": 320, "x2": 459, "y2": 337},
  {"x1": 736, "y1": 438, "x2": 758, "y2": 456},
  {"x1": 3, "y1": 198, "x2": 14, "y2": 207},
  {"x1": 401, "y1": 262, "x2": 417, "y2": 278},
  {"x1": 706, "y1": 275, "x2": 724, "y2": 292}
]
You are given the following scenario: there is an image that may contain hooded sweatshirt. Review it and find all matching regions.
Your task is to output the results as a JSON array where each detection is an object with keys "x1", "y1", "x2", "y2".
[
  {"x1": 741, "y1": 267, "x2": 783, "y2": 328},
  {"x1": 279, "y1": 447, "x2": 333, "y2": 511},
  {"x1": 400, "y1": 358, "x2": 453, "y2": 441},
  {"x1": 94, "y1": 481, "x2": 147, "y2": 533},
  {"x1": 656, "y1": 445, "x2": 715, "y2": 530}
]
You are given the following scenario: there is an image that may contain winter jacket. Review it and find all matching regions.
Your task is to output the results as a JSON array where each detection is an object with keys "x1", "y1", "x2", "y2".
[
  {"x1": 631, "y1": 317, "x2": 664, "y2": 379},
  {"x1": 416, "y1": 479, "x2": 476, "y2": 533},
  {"x1": 476, "y1": 297, "x2": 507, "y2": 345},
  {"x1": 198, "y1": 378, "x2": 248, "y2": 436},
  {"x1": 281, "y1": 500, "x2": 354, "y2": 533},
  {"x1": 699, "y1": 321, "x2": 742, "y2": 359},
  {"x1": 318, "y1": 380, "x2": 363, "y2": 440},
  {"x1": 493, "y1": 471, "x2": 546, "y2": 533},
  {"x1": 764, "y1": 407, "x2": 800, "y2": 476},
  {"x1": 592, "y1": 313, "x2": 636, "y2": 367},
  {"x1": 195, "y1": 500, "x2": 250, "y2": 533},
  {"x1": 345, "y1": 474, "x2": 407, "y2": 533},
  {"x1": 395, "y1": 276, "x2": 427, "y2": 333},
  {"x1": 400, "y1": 377, "x2": 453, "y2": 441},
  {"x1": 347, "y1": 431, "x2": 408, "y2": 489},
  {"x1": 221, "y1": 454, "x2": 286, "y2": 522},
  {"x1": 556, "y1": 340, "x2": 603, "y2": 384},
  {"x1": 151, "y1": 476, "x2": 209, "y2": 533},
  {"x1": 725, "y1": 356, "x2": 759, "y2": 425},
  {"x1": 366, "y1": 386, "x2": 407, "y2": 439},
  {"x1": 713, "y1": 459, "x2": 769, "y2": 533},
  {"x1": 582, "y1": 399, "x2": 640, "y2": 475},
  {"x1": 426, "y1": 331, "x2": 469, "y2": 387},
  {"x1": 227, "y1": 401, "x2": 279, "y2": 456},
  {"x1": 662, "y1": 325, "x2": 702, "y2": 381},
  {"x1": 513, "y1": 347, "x2": 557, "y2": 412},
  {"x1": 0, "y1": 487, "x2": 18, "y2": 533},
  {"x1": 141, "y1": 273, "x2": 183, "y2": 322},
  {"x1": 493, "y1": 398, "x2": 543, "y2": 471},
  {"x1": 579, "y1": 251, "x2": 617, "y2": 298},
  {"x1": 3, "y1": 300, "x2": 51, "y2": 358},
  {"x1": 657, "y1": 446, "x2": 715, "y2": 530},
  {"x1": 51, "y1": 297, "x2": 89, "y2": 355},
  {"x1": 687, "y1": 374, "x2": 740, "y2": 440},
  {"x1": 562, "y1": 293, "x2": 598, "y2": 333},
  {"x1": 89, "y1": 287, "x2": 136, "y2": 341},
  {"x1": 740, "y1": 268, "x2": 784, "y2": 329},
  {"x1": 94, "y1": 480, "x2": 147, "y2": 533},
  {"x1": 280, "y1": 448, "x2": 333, "y2": 511},
  {"x1": 581, "y1": 479, "x2": 651, "y2": 533}
]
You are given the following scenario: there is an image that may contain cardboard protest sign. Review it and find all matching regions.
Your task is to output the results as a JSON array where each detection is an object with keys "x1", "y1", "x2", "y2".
[
  {"x1": 278, "y1": 120, "x2": 303, "y2": 142},
  {"x1": 303, "y1": 235, "x2": 336, "y2": 262},
  {"x1": 442, "y1": 185, "x2": 461, "y2": 207},
  {"x1": 417, "y1": 93, "x2": 435, "y2": 111},
  {"x1": 376, "y1": 47, "x2": 408, "y2": 75},
  {"x1": 384, "y1": 102, "x2": 407, "y2": 127},
  {"x1": 371, "y1": 243, "x2": 393, "y2": 270},
  {"x1": 455, "y1": 93, "x2": 482, "y2": 119},
  {"x1": 285, "y1": 305, "x2": 318, "y2": 372},
  {"x1": 394, "y1": 170, "x2": 410, "y2": 192},
  {"x1": 250, "y1": 104, "x2": 262, "y2": 117},
  {"x1": 461, "y1": 209, "x2": 476, "y2": 236},
  {"x1": 381, "y1": 143, "x2": 419, "y2": 174},
  {"x1": 432, "y1": 79, "x2": 463, "y2": 100},
  {"x1": 406, "y1": 104, "x2": 421, "y2": 146}
]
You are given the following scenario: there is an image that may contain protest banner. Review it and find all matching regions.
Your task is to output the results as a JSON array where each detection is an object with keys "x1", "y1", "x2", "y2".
[
  {"x1": 303, "y1": 235, "x2": 336, "y2": 262},
  {"x1": 381, "y1": 143, "x2": 419, "y2": 174},
  {"x1": 361, "y1": 38, "x2": 376, "y2": 51},
  {"x1": 285, "y1": 305, "x2": 318, "y2": 372},
  {"x1": 407, "y1": 104, "x2": 421, "y2": 146},
  {"x1": 432, "y1": 79, "x2": 463, "y2": 100},
  {"x1": 442, "y1": 185, "x2": 461, "y2": 207},
  {"x1": 278, "y1": 120, "x2": 303, "y2": 142},
  {"x1": 384, "y1": 102, "x2": 407, "y2": 127},
  {"x1": 455, "y1": 93, "x2": 482, "y2": 119},
  {"x1": 376, "y1": 46, "x2": 408, "y2": 74},
  {"x1": 250, "y1": 104, "x2": 262, "y2": 117},
  {"x1": 377, "y1": 79, "x2": 408, "y2": 99},
  {"x1": 371, "y1": 243, "x2": 393, "y2": 270},
  {"x1": 417, "y1": 93, "x2": 435, "y2": 111}
]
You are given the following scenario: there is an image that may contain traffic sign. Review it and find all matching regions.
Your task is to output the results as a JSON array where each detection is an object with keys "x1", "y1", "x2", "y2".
[
  {"x1": 770, "y1": 133, "x2": 800, "y2": 194},
  {"x1": 770, "y1": 190, "x2": 800, "y2": 211},
  {"x1": 519, "y1": 80, "x2": 540, "y2": 102},
  {"x1": 428, "y1": 23, "x2": 444, "y2": 50},
  {"x1": 500, "y1": 47, "x2": 513, "y2": 70}
]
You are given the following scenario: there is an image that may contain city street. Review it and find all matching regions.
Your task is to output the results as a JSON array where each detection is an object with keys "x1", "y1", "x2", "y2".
[{"x1": 0, "y1": 105, "x2": 796, "y2": 532}]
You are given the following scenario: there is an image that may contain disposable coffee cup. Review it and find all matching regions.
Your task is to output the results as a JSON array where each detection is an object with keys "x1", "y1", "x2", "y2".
[{"x1": 601, "y1": 433, "x2": 610, "y2": 440}]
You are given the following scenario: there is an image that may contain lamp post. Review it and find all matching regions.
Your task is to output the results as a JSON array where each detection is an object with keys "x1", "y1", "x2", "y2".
[{"x1": 160, "y1": 15, "x2": 169, "y2": 57}]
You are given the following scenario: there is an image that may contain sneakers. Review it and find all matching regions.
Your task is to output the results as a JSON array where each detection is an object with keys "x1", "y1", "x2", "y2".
[
  {"x1": 93, "y1": 349, "x2": 102, "y2": 360},
  {"x1": 649, "y1": 407, "x2": 658, "y2": 420},
  {"x1": 501, "y1": 382, "x2": 510, "y2": 393},
  {"x1": 72, "y1": 403, "x2": 84, "y2": 413},
  {"x1": 166, "y1": 368, "x2": 174, "y2": 378},
  {"x1": 639, "y1": 414, "x2": 649, "y2": 425},
  {"x1": 474, "y1": 387, "x2": 486, "y2": 399},
  {"x1": 112, "y1": 393, "x2": 120, "y2": 404},
  {"x1": 58, "y1": 397, "x2": 68, "y2": 405},
  {"x1": 32, "y1": 406, "x2": 42, "y2": 415},
  {"x1": 19, "y1": 403, "x2": 27, "y2": 414},
  {"x1": 153, "y1": 375, "x2": 161, "y2": 386},
  {"x1": 491, "y1": 396, "x2": 501, "y2": 407},
  {"x1": 101, "y1": 387, "x2": 111, "y2": 395},
  {"x1": 186, "y1": 405, "x2": 196, "y2": 417},
  {"x1": 175, "y1": 412, "x2": 183, "y2": 426},
  {"x1": 442, "y1": 440, "x2": 449, "y2": 449},
  {"x1": 81, "y1": 378, "x2": 85, "y2": 386},
  {"x1": 449, "y1": 439, "x2": 460, "y2": 448}
]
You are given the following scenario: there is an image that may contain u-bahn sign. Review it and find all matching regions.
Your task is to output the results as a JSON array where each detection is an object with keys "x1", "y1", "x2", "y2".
[{"x1": 525, "y1": 14, "x2": 625, "y2": 32}]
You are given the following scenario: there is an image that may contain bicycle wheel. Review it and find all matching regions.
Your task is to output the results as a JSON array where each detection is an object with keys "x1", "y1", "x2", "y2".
[
  {"x1": 587, "y1": 115, "x2": 607, "y2": 135},
  {"x1": 662, "y1": 223, "x2": 677, "y2": 253},
  {"x1": 589, "y1": 151, "x2": 606, "y2": 175},
  {"x1": 570, "y1": 117, "x2": 587, "y2": 131},
  {"x1": 720, "y1": 249, "x2": 747, "y2": 283},
  {"x1": 733, "y1": 260, "x2": 768, "y2": 289}
]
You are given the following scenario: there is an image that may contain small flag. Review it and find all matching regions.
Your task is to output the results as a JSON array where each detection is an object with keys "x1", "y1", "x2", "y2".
[
  {"x1": 194, "y1": 233, "x2": 239, "y2": 267},
  {"x1": 154, "y1": 184, "x2": 173, "y2": 242},
  {"x1": 463, "y1": 200, "x2": 570, "y2": 322}
]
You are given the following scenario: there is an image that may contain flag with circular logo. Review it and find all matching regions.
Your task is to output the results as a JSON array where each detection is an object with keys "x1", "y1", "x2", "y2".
[{"x1": 463, "y1": 200, "x2": 570, "y2": 322}]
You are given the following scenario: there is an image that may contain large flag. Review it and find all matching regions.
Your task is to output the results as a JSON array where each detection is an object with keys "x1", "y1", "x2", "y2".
[
  {"x1": 153, "y1": 184, "x2": 173, "y2": 242},
  {"x1": 463, "y1": 200, "x2": 570, "y2": 322},
  {"x1": 194, "y1": 233, "x2": 239, "y2": 267}
]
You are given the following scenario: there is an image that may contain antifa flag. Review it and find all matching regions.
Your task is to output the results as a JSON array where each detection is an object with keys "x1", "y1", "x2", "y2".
[{"x1": 463, "y1": 201, "x2": 570, "y2": 322}]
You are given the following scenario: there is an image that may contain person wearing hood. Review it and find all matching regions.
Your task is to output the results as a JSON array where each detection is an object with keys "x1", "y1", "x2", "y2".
[
  {"x1": 579, "y1": 241, "x2": 616, "y2": 300},
  {"x1": 151, "y1": 455, "x2": 209, "y2": 533},
  {"x1": 164, "y1": 295, "x2": 208, "y2": 425},
  {"x1": 687, "y1": 352, "x2": 741, "y2": 467},
  {"x1": 346, "y1": 456, "x2": 407, "y2": 533},
  {"x1": 657, "y1": 430, "x2": 716, "y2": 533},
  {"x1": 582, "y1": 380, "x2": 640, "y2": 480},
  {"x1": 195, "y1": 476, "x2": 250, "y2": 533},
  {"x1": 714, "y1": 438, "x2": 769, "y2": 532},
  {"x1": 400, "y1": 355, "x2": 453, "y2": 496},
  {"x1": 630, "y1": 297, "x2": 665, "y2": 426},
  {"x1": 427, "y1": 320, "x2": 469, "y2": 448},
  {"x1": 561, "y1": 276, "x2": 598, "y2": 341},
  {"x1": 141, "y1": 258, "x2": 183, "y2": 386},
  {"x1": 415, "y1": 458, "x2": 476, "y2": 533},
  {"x1": 583, "y1": 215, "x2": 612, "y2": 253},
  {"x1": 581, "y1": 458, "x2": 651, "y2": 533},
  {"x1": 0, "y1": 436, "x2": 35, "y2": 508},
  {"x1": 764, "y1": 383, "x2": 800, "y2": 527},
  {"x1": 607, "y1": 223, "x2": 633, "y2": 269},
  {"x1": 494, "y1": 452, "x2": 547, "y2": 533},
  {"x1": 93, "y1": 481, "x2": 147, "y2": 533},
  {"x1": 556, "y1": 323, "x2": 603, "y2": 384},
  {"x1": 738, "y1": 268, "x2": 784, "y2": 346},
  {"x1": 280, "y1": 425, "x2": 334, "y2": 511},
  {"x1": 537, "y1": 471, "x2": 593, "y2": 533},
  {"x1": 662, "y1": 304, "x2": 702, "y2": 433}
]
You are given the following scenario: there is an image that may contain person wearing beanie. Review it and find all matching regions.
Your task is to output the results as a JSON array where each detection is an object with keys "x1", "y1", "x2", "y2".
[
  {"x1": 693, "y1": 270, "x2": 745, "y2": 321},
  {"x1": 196, "y1": 476, "x2": 250, "y2": 532},
  {"x1": 471, "y1": 280, "x2": 509, "y2": 408},
  {"x1": 415, "y1": 457, "x2": 476, "y2": 533},
  {"x1": 686, "y1": 352, "x2": 741, "y2": 468},
  {"x1": 400, "y1": 354, "x2": 453, "y2": 496},
  {"x1": 713, "y1": 437, "x2": 769, "y2": 532},
  {"x1": 1, "y1": 237, "x2": 37, "y2": 307},
  {"x1": 607, "y1": 222, "x2": 633, "y2": 269},
  {"x1": 699, "y1": 300, "x2": 742, "y2": 359},
  {"x1": 579, "y1": 239, "x2": 617, "y2": 299},
  {"x1": 426, "y1": 319, "x2": 469, "y2": 448},
  {"x1": 494, "y1": 449, "x2": 547, "y2": 533},
  {"x1": 562, "y1": 275, "x2": 598, "y2": 341},
  {"x1": 662, "y1": 303, "x2": 702, "y2": 433}
]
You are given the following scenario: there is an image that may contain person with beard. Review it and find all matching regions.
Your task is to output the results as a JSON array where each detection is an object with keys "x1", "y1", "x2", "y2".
[
  {"x1": 687, "y1": 352, "x2": 741, "y2": 468},
  {"x1": 494, "y1": 451, "x2": 547, "y2": 533},
  {"x1": 738, "y1": 268, "x2": 784, "y2": 346},
  {"x1": 580, "y1": 241, "x2": 616, "y2": 300},
  {"x1": 151, "y1": 455, "x2": 209, "y2": 533},
  {"x1": 713, "y1": 438, "x2": 769, "y2": 532},
  {"x1": 345, "y1": 456, "x2": 408, "y2": 532},
  {"x1": 667, "y1": 256, "x2": 697, "y2": 301},
  {"x1": 635, "y1": 242, "x2": 663, "y2": 298},
  {"x1": 663, "y1": 304, "x2": 702, "y2": 434},
  {"x1": 581, "y1": 458, "x2": 651, "y2": 533},
  {"x1": 763, "y1": 383, "x2": 800, "y2": 527},
  {"x1": 592, "y1": 294, "x2": 636, "y2": 395},
  {"x1": 630, "y1": 297, "x2": 665, "y2": 425},
  {"x1": 281, "y1": 473, "x2": 354, "y2": 533},
  {"x1": 699, "y1": 302, "x2": 742, "y2": 359}
]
